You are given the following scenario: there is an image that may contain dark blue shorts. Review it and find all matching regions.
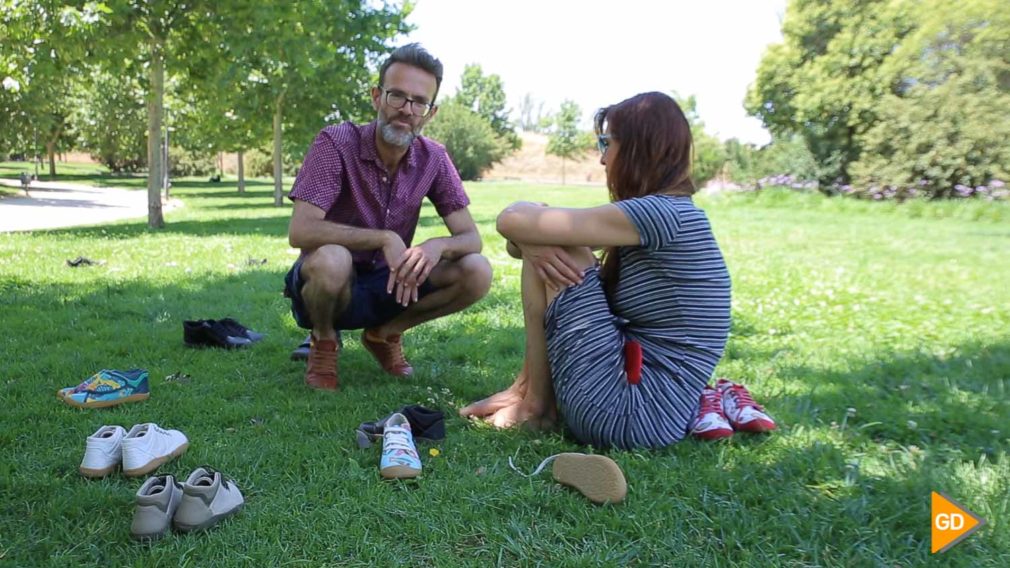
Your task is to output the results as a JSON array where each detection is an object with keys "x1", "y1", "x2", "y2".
[{"x1": 284, "y1": 259, "x2": 438, "y2": 331}]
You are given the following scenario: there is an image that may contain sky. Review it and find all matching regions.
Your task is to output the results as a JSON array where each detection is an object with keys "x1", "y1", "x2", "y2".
[{"x1": 402, "y1": 0, "x2": 787, "y2": 145}]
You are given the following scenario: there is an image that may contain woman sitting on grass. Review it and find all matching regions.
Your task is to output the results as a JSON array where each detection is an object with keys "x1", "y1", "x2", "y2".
[{"x1": 460, "y1": 91, "x2": 736, "y2": 449}]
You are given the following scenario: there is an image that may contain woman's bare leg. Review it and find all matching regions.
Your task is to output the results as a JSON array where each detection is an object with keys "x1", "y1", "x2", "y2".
[{"x1": 487, "y1": 246, "x2": 597, "y2": 429}]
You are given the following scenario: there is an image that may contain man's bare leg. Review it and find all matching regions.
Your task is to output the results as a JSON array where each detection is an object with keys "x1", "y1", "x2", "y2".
[
  {"x1": 300, "y1": 245, "x2": 353, "y2": 341},
  {"x1": 299, "y1": 245, "x2": 353, "y2": 389}
]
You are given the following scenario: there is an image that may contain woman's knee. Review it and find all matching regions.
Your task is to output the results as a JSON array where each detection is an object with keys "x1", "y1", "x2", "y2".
[{"x1": 563, "y1": 246, "x2": 597, "y2": 270}]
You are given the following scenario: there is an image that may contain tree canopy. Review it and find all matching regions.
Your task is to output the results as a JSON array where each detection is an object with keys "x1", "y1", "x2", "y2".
[{"x1": 746, "y1": 0, "x2": 1009, "y2": 197}]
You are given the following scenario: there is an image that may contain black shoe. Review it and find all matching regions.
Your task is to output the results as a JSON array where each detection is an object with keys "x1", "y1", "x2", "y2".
[
  {"x1": 290, "y1": 333, "x2": 340, "y2": 361},
  {"x1": 184, "y1": 319, "x2": 255, "y2": 349},
  {"x1": 216, "y1": 318, "x2": 265, "y2": 343},
  {"x1": 290, "y1": 336, "x2": 311, "y2": 361},
  {"x1": 356, "y1": 405, "x2": 445, "y2": 448}
]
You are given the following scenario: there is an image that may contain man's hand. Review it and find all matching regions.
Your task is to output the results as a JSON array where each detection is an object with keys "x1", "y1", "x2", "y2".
[
  {"x1": 520, "y1": 244, "x2": 586, "y2": 290},
  {"x1": 394, "y1": 240, "x2": 445, "y2": 289},
  {"x1": 382, "y1": 233, "x2": 415, "y2": 305}
]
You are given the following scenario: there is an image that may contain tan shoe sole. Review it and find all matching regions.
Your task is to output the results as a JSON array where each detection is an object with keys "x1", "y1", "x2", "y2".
[
  {"x1": 79, "y1": 463, "x2": 119, "y2": 478},
  {"x1": 123, "y1": 443, "x2": 189, "y2": 477},
  {"x1": 56, "y1": 391, "x2": 149, "y2": 408},
  {"x1": 552, "y1": 453, "x2": 627, "y2": 504},
  {"x1": 380, "y1": 464, "x2": 421, "y2": 479}
]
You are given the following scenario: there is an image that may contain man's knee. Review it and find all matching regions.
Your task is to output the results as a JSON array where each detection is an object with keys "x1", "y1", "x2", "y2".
[
  {"x1": 301, "y1": 245, "x2": 353, "y2": 297},
  {"x1": 457, "y1": 253, "x2": 493, "y2": 300}
]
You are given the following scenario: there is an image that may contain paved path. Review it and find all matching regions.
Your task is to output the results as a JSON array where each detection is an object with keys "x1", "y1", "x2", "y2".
[{"x1": 0, "y1": 178, "x2": 149, "y2": 232}]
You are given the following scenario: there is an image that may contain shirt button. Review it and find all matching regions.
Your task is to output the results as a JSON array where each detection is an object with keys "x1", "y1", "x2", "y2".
[{"x1": 382, "y1": 176, "x2": 388, "y2": 183}]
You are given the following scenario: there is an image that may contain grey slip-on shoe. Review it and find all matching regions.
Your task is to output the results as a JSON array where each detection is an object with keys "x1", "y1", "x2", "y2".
[{"x1": 130, "y1": 475, "x2": 183, "y2": 541}]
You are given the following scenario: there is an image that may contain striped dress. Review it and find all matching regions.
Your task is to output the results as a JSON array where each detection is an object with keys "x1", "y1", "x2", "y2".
[{"x1": 544, "y1": 195, "x2": 731, "y2": 449}]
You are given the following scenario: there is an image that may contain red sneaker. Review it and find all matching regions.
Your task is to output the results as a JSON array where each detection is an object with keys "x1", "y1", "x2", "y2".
[
  {"x1": 716, "y1": 378, "x2": 776, "y2": 433},
  {"x1": 361, "y1": 330, "x2": 413, "y2": 377},
  {"x1": 689, "y1": 385, "x2": 734, "y2": 440},
  {"x1": 305, "y1": 336, "x2": 339, "y2": 390}
]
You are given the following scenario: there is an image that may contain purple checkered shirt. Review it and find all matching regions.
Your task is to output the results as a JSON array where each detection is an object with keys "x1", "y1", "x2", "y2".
[{"x1": 288, "y1": 121, "x2": 470, "y2": 268}]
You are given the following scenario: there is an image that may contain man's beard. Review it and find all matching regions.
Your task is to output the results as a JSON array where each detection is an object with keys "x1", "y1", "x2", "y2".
[{"x1": 378, "y1": 114, "x2": 420, "y2": 148}]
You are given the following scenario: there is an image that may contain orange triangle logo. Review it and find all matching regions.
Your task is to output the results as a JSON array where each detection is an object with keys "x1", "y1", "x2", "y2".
[{"x1": 931, "y1": 491, "x2": 986, "y2": 553}]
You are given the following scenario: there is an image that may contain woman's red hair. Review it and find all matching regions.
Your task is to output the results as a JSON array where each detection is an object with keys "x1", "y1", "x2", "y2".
[{"x1": 594, "y1": 92, "x2": 696, "y2": 297}]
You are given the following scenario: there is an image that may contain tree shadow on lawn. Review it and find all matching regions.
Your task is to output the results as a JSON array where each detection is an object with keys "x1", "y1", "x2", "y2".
[{"x1": 768, "y1": 340, "x2": 1009, "y2": 458}]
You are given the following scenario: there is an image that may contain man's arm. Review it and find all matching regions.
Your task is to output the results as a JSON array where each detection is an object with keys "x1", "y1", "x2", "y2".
[
  {"x1": 424, "y1": 207, "x2": 483, "y2": 259},
  {"x1": 288, "y1": 200, "x2": 400, "y2": 253}
]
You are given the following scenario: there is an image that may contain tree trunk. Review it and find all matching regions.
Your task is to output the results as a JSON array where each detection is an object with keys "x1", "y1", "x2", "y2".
[
  {"x1": 273, "y1": 92, "x2": 285, "y2": 206},
  {"x1": 561, "y1": 157, "x2": 566, "y2": 185},
  {"x1": 47, "y1": 142, "x2": 56, "y2": 177},
  {"x1": 146, "y1": 38, "x2": 165, "y2": 228},
  {"x1": 237, "y1": 150, "x2": 245, "y2": 193},
  {"x1": 46, "y1": 122, "x2": 63, "y2": 177}
]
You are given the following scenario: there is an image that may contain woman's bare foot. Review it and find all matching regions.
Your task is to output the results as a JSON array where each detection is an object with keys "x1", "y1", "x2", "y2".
[
  {"x1": 487, "y1": 398, "x2": 557, "y2": 430},
  {"x1": 459, "y1": 372, "x2": 528, "y2": 418}
]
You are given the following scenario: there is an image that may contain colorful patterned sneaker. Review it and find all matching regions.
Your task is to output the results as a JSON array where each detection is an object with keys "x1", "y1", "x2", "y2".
[
  {"x1": 689, "y1": 385, "x2": 735, "y2": 441},
  {"x1": 80, "y1": 425, "x2": 127, "y2": 477},
  {"x1": 716, "y1": 378, "x2": 777, "y2": 433},
  {"x1": 130, "y1": 474, "x2": 183, "y2": 541},
  {"x1": 57, "y1": 369, "x2": 150, "y2": 409},
  {"x1": 379, "y1": 413, "x2": 422, "y2": 479},
  {"x1": 121, "y1": 423, "x2": 189, "y2": 477},
  {"x1": 362, "y1": 330, "x2": 413, "y2": 377},
  {"x1": 173, "y1": 467, "x2": 244, "y2": 533}
]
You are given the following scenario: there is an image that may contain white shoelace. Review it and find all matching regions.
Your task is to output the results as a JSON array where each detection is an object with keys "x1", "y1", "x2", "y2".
[
  {"x1": 507, "y1": 452, "x2": 560, "y2": 478},
  {"x1": 384, "y1": 427, "x2": 414, "y2": 452}
]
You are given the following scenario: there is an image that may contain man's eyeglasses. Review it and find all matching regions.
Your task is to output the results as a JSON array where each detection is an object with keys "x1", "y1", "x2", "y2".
[
  {"x1": 382, "y1": 88, "x2": 434, "y2": 117},
  {"x1": 597, "y1": 134, "x2": 611, "y2": 155}
]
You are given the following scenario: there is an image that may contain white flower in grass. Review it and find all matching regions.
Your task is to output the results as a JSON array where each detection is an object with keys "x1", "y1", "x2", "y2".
[
  {"x1": 2, "y1": 76, "x2": 20, "y2": 92},
  {"x1": 846, "y1": 407, "x2": 857, "y2": 418},
  {"x1": 907, "y1": 420, "x2": 917, "y2": 429}
]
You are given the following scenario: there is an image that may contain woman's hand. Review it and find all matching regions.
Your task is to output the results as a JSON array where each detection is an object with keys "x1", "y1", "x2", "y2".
[{"x1": 520, "y1": 243, "x2": 585, "y2": 290}]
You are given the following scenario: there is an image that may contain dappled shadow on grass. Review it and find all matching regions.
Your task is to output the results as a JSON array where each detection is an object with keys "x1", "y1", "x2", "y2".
[{"x1": 769, "y1": 340, "x2": 1009, "y2": 457}]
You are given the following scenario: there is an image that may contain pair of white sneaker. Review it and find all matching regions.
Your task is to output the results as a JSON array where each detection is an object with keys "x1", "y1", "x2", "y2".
[
  {"x1": 80, "y1": 424, "x2": 189, "y2": 478},
  {"x1": 131, "y1": 467, "x2": 245, "y2": 541}
]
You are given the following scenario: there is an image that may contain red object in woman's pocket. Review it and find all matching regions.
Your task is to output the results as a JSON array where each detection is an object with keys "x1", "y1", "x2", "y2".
[{"x1": 624, "y1": 339, "x2": 642, "y2": 385}]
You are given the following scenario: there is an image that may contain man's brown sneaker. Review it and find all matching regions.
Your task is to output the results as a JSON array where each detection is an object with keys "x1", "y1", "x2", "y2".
[
  {"x1": 361, "y1": 331, "x2": 413, "y2": 377},
  {"x1": 305, "y1": 336, "x2": 339, "y2": 390}
]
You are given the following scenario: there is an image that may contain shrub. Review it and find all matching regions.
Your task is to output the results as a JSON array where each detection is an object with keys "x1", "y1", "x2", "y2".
[
  {"x1": 423, "y1": 101, "x2": 508, "y2": 180},
  {"x1": 168, "y1": 147, "x2": 217, "y2": 177}
]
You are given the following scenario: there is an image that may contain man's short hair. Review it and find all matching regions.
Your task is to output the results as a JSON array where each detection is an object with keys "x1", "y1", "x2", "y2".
[{"x1": 378, "y1": 43, "x2": 444, "y2": 102}]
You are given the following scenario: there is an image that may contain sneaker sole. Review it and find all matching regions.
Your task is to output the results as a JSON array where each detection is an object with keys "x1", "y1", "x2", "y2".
[
  {"x1": 733, "y1": 420, "x2": 777, "y2": 433},
  {"x1": 123, "y1": 443, "x2": 189, "y2": 477},
  {"x1": 692, "y1": 427, "x2": 734, "y2": 441},
  {"x1": 57, "y1": 391, "x2": 149, "y2": 409},
  {"x1": 79, "y1": 463, "x2": 119, "y2": 478},
  {"x1": 552, "y1": 453, "x2": 627, "y2": 504},
  {"x1": 380, "y1": 464, "x2": 421, "y2": 479},
  {"x1": 173, "y1": 504, "x2": 243, "y2": 533},
  {"x1": 130, "y1": 528, "x2": 170, "y2": 542}
]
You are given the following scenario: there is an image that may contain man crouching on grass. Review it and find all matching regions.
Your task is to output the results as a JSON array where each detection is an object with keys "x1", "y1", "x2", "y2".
[{"x1": 284, "y1": 43, "x2": 491, "y2": 390}]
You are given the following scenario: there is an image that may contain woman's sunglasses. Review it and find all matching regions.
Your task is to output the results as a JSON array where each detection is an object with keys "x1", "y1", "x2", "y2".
[{"x1": 597, "y1": 134, "x2": 611, "y2": 155}]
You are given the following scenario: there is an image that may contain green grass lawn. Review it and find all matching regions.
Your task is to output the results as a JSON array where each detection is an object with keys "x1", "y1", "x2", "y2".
[{"x1": 1, "y1": 176, "x2": 1008, "y2": 566}]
